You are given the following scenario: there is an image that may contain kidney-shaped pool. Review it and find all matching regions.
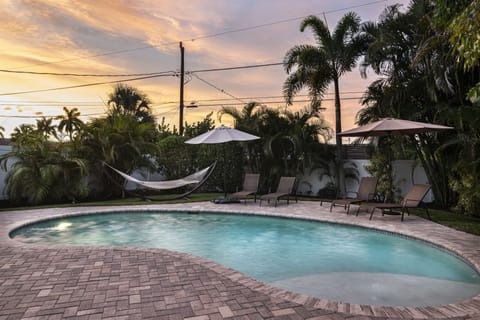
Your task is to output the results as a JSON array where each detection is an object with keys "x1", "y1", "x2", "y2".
[{"x1": 11, "y1": 211, "x2": 480, "y2": 307}]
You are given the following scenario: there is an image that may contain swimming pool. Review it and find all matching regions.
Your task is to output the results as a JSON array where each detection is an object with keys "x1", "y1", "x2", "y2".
[{"x1": 11, "y1": 211, "x2": 480, "y2": 306}]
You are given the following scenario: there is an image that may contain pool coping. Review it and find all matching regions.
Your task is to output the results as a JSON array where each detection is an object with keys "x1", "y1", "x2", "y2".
[{"x1": 2, "y1": 201, "x2": 480, "y2": 319}]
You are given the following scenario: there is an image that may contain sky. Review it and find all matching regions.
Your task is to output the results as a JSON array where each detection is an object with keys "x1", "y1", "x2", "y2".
[{"x1": 0, "y1": 0, "x2": 411, "y2": 140}]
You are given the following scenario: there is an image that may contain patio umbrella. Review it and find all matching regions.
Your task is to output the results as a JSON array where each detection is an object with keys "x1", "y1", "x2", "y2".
[
  {"x1": 338, "y1": 118, "x2": 454, "y2": 201},
  {"x1": 185, "y1": 125, "x2": 260, "y2": 199},
  {"x1": 338, "y1": 118, "x2": 453, "y2": 137}
]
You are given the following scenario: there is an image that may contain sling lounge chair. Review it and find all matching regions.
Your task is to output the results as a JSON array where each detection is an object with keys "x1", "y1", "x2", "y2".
[
  {"x1": 359, "y1": 184, "x2": 431, "y2": 221},
  {"x1": 259, "y1": 176, "x2": 296, "y2": 207},
  {"x1": 330, "y1": 176, "x2": 378, "y2": 214},
  {"x1": 229, "y1": 173, "x2": 260, "y2": 203}
]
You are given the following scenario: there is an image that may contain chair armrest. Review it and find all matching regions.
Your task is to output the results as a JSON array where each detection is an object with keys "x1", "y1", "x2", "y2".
[{"x1": 402, "y1": 199, "x2": 418, "y2": 207}]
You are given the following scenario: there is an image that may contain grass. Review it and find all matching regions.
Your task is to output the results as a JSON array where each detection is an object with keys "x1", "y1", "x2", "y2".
[
  {"x1": 2, "y1": 193, "x2": 480, "y2": 236},
  {"x1": 412, "y1": 207, "x2": 480, "y2": 236}
]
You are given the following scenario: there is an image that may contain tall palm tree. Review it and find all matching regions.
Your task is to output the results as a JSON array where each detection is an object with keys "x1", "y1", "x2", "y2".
[
  {"x1": 57, "y1": 107, "x2": 84, "y2": 141},
  {"x1": 283, "y1": 12, "x2": 366, "y2": 193},
  {"x1": 36, "y1": 117, "x2": 57, "y2": 139},
  {"x1": 107, "y1": 83, "x2": 155, "y2": 124}
]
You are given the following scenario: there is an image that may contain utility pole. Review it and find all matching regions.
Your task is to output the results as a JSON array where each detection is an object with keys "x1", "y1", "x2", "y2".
[{"x1": 179, "y1": 41, "x2": 185, "y2": 136}]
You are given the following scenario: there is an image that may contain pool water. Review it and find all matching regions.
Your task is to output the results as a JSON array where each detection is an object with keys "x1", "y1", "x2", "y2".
[{"x1": 11, "y1": 212, "x2": 480, "y2": 306}]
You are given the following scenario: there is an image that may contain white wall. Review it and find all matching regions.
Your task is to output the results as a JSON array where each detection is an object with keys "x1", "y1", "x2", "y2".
[
  {"x1": 296, "y1": 159, "x2": 434, "y2": 203},
  {"x1": 0, "y1": 147, "x2": 434, "y2": 203},
  {"x1": 0, "y1": 145, "x2": 12, "y2": 200}
]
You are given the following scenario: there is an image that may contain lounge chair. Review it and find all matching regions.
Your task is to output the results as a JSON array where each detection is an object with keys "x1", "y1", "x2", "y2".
[
  {"x1": 359, "y1": 184, "x2": 431, "y2": 221},
  {"x1": 229, "y1": 173, "x2": 260, "y2": 203},
  {"x1": 329, "y1": 176, "x2": 378, "y2": 214},
  {"x1": 259, "y1": 176, "x2": 296, "y2": 207}
]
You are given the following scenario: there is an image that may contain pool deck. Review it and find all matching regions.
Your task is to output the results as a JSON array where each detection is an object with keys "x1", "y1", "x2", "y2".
[{"x1": 1, "y1": 201, "x2": 480, "y2": 319}]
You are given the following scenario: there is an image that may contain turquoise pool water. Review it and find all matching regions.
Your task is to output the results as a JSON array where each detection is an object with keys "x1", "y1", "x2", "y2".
[{"x1": 11, "y1": 211, "x2": 480, "y2": 306}]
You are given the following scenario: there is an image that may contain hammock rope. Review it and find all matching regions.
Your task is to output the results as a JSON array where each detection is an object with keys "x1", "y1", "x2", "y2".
[{"x1": 103, "y1": 163, "x2": 213, "y2": 191}]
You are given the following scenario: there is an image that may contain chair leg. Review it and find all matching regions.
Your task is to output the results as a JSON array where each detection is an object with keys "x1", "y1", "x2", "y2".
[
  {"x1": 356, "y1": 205, "x2": 362, "y2": 216},
  {"x1": 369, "y1": 208, "x2": 376, "y2": 220},
  {"x1": 425, "y1": 207, "x2": 431, "y2": 220},
  {"x1": 346, "y1": 204, "x2": 351, "y2": 215},
  {"x1": 329, "y1": 203, "x2": 334, "y2": 212}
]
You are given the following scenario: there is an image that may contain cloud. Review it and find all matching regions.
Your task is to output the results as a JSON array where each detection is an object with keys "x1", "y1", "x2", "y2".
[{"x1": 0, "y1": 0, "x2": 410, "y2": 136}]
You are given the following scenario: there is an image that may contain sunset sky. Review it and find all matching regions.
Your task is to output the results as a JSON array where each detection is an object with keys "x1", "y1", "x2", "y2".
[{"x1": 0, "y1": 0, "x2": 410, "y2": 140}]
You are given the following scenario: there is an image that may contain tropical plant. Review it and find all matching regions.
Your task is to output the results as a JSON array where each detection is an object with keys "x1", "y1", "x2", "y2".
[
  {"x1": 218, "y1": 102, "x2": 264, "y2": 172},
  {"x1": 107, "y1": 83, "x2": 155, "y2": 123},
  {"x1": 35, "y1": 117, "x2": 57, "y2": 139},
  {"x1": 184, "y1": 112, "x2": 215, "y2": 138},
  {"x1": 0, "y1": 126, "x2": 4, "y2": 139},
  {"x1": 0, "y1": 129, "x2": 88, "y2": 205},
  {"x1": 56, "y1": 107, "x2": 84, "y2": 141},
  {"x1": 283, "y1": 12, "x2": 367, "y2": 193},
  {"x1": 220, "y1": 102, "x2": 333, "y2": 193},
  {"x1": 80, "y1": 114, "x2": 159, "y2": 198},
  {"x1": 358, "y1": 0, "x2": 480, "y2": 212}
]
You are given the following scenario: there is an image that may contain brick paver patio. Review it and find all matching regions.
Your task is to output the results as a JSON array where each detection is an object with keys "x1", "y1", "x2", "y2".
[{"x1": 1, "y1": 201, "x2": 480, "y2": 319}]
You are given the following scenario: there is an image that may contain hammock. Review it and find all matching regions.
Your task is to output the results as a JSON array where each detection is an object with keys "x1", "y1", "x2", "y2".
[
  {"x1": 103, "y1": 162, "x2": 217, "y2": 201},
  {"x1": 104, "y1": 163, "x2": 213, "y2": 190}
]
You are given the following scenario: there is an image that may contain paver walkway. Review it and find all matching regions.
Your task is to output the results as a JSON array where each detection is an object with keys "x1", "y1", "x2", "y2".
[{"x1": 1, "y1": 201, "x2": 480, "y2": 319}]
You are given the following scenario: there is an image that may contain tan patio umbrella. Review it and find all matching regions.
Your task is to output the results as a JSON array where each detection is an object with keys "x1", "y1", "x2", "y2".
[
  {"x1": 338, "y1": 118, "x2": 453, "y2": 137},
  {"x1": 185, "y1": 125, "x2": 260, "y2": 200},
  {"x1": 338, "y1": 118, "x2": 454, "y2": 201}
]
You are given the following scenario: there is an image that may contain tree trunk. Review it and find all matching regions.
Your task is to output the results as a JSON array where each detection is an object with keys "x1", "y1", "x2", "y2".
[
  {"x1": 333, "y1": 76, "x2": 345, "y2": 195},
  {"x1": 413, "y1": 136, "x2": 450, "y2": 208}
]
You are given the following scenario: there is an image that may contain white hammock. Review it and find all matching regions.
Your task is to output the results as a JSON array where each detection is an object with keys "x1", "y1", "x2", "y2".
[{"x1": 105, "y1": 163, "x2": 213, "y2": 190}]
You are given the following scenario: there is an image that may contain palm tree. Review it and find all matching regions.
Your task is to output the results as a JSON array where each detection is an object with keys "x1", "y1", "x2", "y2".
[
  {"x1": 220, "y1": 102, "x2": 333, "y2": 193},
  {"x1": 107, "y1": 83, "x2": 155, "y2": 124},
  {"x1": 57, "y1": 107, "x2": 84, "y2": 141},
  {"x1": 80, "y1": 114, "x2": 159, "y2": 198},
  {"x1": 0, "y1": 131, "x2": 88, "y2": 205},
  {"x1": 283, "y1": 12, "x2": 366, "y2": 193},
  {"x1": 36, "y1": 117, "x2": 57, "y2": 139},
  {"x1": 0, "y1": 126, "x2": 4, "y2": 139}
]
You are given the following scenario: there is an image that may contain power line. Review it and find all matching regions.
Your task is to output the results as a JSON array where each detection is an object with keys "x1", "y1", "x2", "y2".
[
  {"x1": 191, "y1": 74, "x2": 246, "y2": 104},
  {"x1": 0, "y1": 96, "x2": 364, "y2": 120},
  {"x1": 0, "y1": 74, "x2": 175, "y2": 97},
  {"x1": 0, "y1": 69, "x2": 176, "y2": 77},
  {"x1": 0, "y1": 91, "x2": 366, "y2": 106},
  {"x1": 9, "y1": 0, "x2": 387, "y2": 70},
  {"x1": 188, "y1": 0, "x2": 386, "y2": 42},
  {"x1": 190, "y1": 62, "x2": 283, "y2": 74},
  {"x1": 0, "y1": 62, "x2": 284, "y2": 97},
  {"x1": 0, "y1": 112, "x2": 105, "y2": 119},
  {"x1": 194, "y1": 96, "x2": 363, "y2": 107},
  {"x1": 0, "y1": 62, "x2": 283, "y2": 77}
]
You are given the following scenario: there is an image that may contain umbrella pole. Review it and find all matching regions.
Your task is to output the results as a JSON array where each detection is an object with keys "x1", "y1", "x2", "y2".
[
  {"x1": 223, "y1": 143, "x2": 227, "y2": 198},
  {"x1": 387, "y1": 137, "x2": 394, "y2": 202}
]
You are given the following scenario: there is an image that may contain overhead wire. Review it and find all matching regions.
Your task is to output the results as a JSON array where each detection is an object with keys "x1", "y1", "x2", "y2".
[
  {"x1": 0, "y1": 62, "x2": 285, "y2": 97},
  {"x1": 194, "y1": 96, "x2": 363, "y2": 108},
  {"x1": 0, "y1": 112, "x2": 105, "y2": 119},
  {"x1": 0, "y1": 62, "x2": 284, "y2": 77},
  {"x1": 0, "y1": 69, "x2": 177, "y2": 77},
  {"x1": 0, "y1": 73, "x2": 175, "y2": 97},
  {"x1": 8, "y1": 0, "x2": 387, "y2": 70},
  {"x1": 190, "y1": 73, "x2": 246, "y2": 104}
]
